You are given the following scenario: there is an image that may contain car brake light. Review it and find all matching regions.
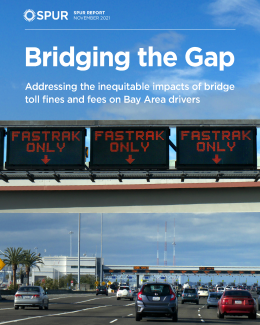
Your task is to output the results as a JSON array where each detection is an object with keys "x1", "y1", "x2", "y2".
[
  {"x1": 169, "y1": 288, "x2": 176, "y2": 301},
  {"x1": 182, "y1": 294, "x2": 184, "y2": 297},
  {"x1": 245, "y1": 299, "x2": 254, "y2": 305},
  {"x1": 15, "y1": 294, "x2": 22, "y2": 297},
  {"x1": 222, "y1": 298, "x2": 232, "y2": 305},
  {"x1": 33, "y1": 295, "x2": 40, "y2": 298},
  {"x1": 129, "y1": 290, "x2": 131, "y2": 293},
  {"x1": 137, "y1": 288, "x2": 144, "y2": 301}
]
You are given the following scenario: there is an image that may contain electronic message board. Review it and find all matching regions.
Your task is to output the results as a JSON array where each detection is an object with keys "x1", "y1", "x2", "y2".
[
  {"x1": 176, "y1": 127, "x2": 256, "y2": 170},
  {"x1": 90, "y1": 127, "x2": 169, "y2": 169},
  {"x1": 0, "y1": 129, "x2": 5, "y2": 170},
  {"x1": 6, "y1": 128, "x2": 86, "y2": 170}
]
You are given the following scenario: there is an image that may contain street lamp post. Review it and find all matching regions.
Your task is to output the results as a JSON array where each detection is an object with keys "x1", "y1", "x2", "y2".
[
  {"x1": 34, "y1": 247, "x2": 38, "y2": 254},
  {"x1": 100, "y1": 213, "x2": 103, "y2": 284},
  {"x1": 69, "y1": 231, "x2": 74, "y2": 257}
]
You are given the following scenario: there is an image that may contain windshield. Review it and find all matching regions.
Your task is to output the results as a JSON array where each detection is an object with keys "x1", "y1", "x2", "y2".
[
  {"x1": 184, "y1": 289, "x2": 196, "y2": 293},
  {"x1": 142, "y1": 284, "x2": 171, "y2": 296},
  {"x1": 209, "y1": 293, "x2": 222, "y2": 298},
  {"x1": 224, "y1": 290, "x2": 251, "y2": 297},
  {"x1": 119, "y1": 286, "x2": 129, "y2": 290},
  {"x1": 18, "y1": 287, "x2": 40, "y2": 292}
]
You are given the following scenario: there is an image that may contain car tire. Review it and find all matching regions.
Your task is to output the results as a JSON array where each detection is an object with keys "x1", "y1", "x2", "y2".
[
  {"x1": 181, "y1": 301, "x2": 184, "y2": 304},
  {"x1": 249, "y1": 312, "x2": 257, "y2": 319},
  {"x1": 117, "y1": 297, "x2": 120, "y2": 300},
  {"x1": 135, "y1": 313, "x2": 142, "y2": 321},
  {"x1": 96, "y1": 294, "x2": 98, "y2": 296},
  {"x1": 172, "y1": 311, "x2": 178, "y2": 322},
  {"x1": 130, "y1": 298, "x2": 133, "y2": 301},
  {"x1": 196, "y1": 301, "x2": 199, "y2": 305},
  {"x1": 44, "y1": 303, "x2": 49, "y2": 310},
  {"x1": 39, "y1": 302, "x2": 44, "y2": 310},
  {"x1": 14, "y1": 306, "x2": 19, "y2": 310},
  {"x1": 21, "y1": 306, "x2": 25, "y2": 309},
  {"x1": 217, "y1": 308, "x2": 224, "y2": 319},
  {"x1": 207, "y1": 305, "x2": 209, "y2": 309}
]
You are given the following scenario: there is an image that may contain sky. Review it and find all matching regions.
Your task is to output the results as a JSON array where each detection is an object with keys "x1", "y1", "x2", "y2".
[{"x1": 1, "y1": 0, "x2": 260, "y2": 274}]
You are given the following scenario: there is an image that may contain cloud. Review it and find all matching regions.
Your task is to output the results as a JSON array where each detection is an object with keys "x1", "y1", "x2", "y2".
[
  {"x1": 208, "y1": 0, "x2": 260, "y2": 31},
  {"x1": 2, "y1": 213, "x2": 260, "y2": 267},
  {"x1": 142, "y1": 67, "x2": 220, "y2": 95},
  {"x1": 132, "y1": 31, "x2": 185, "y2": 52}
]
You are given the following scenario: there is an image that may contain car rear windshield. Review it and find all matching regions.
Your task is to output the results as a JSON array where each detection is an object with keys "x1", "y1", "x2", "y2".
[
  {"x1": 119, "y1": 286, "x2": 129, "y2": 290},
  {"x1": 184, "y1": 289, "x2": 196, "y2": 293},
  {"x1": 209, "y1": 293, "x2": 222, "y2": 298},
  {"x1": 142, "y1": 284, "x2": 172, "y2": 296},
  {"x1": 200, "y1": 288, "x2": 208, "y2": 291},
  {"x1": 224, "y1": 290, "x2": 251, "y2": 297},
  {"x1": 98, "y1": 286, "x2": 106, "y2": 289},
  {"x1": 18, "y1": 287, "x2": 40, "y2": 292}
]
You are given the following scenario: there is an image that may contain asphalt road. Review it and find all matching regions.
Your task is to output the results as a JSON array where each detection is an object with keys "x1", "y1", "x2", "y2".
[{"x1": 0, "y1": 294, "x2": 259, "y2": 324}]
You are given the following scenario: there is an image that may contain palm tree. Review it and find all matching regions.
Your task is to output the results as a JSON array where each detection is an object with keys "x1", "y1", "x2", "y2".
[
  {"x1": 23, "y1": 250, "x2": 44, "y2": 285},
  {"x1": 2, "y1": 247, "x2": 24, "y2": 287}
]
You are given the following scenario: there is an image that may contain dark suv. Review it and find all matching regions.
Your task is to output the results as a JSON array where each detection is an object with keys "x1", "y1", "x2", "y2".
[
  {"x1": 181, "y1": 288, "x2": 199, "y2": 304},
  {"x1": 135, "y1": 282, "x2": 178, "y2": 322},
  {"x1": 96, "y1": 285, "x2": 108, "y2": 296}
]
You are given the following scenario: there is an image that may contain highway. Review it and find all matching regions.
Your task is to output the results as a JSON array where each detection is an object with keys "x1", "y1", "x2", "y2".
[{"x1": 0, "y1": 293, "x2": 259, "y2": 324}]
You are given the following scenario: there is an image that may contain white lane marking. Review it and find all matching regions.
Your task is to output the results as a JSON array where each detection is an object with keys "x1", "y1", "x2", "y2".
[
  {"x1": 110, "y1": 320, "x2": 118, "y2": 324},
  {"x1": 0, "y1": 305, "x2": 111, "y2": 324},
  {"x1": 74, "y1": 296, "x2": 113, "y2": 304},
  {"x1": 49, "y1": 294, "x2": 93, "y2": 300},
  {"x1": 201, "y1": 320, "x2": 205, "y2": 323},
  {"x1": 198, "y1": 314, "x2": 201, "y2": 316},
  {"x1": 125, "y1": 303, "x2": 135, "y2": 306},
  {"x1": 127, "y1": 314, "x2": 133, "y2": 316},
  {"x1": 257, "y1": 313, "x2": 260, "y2": 316}
]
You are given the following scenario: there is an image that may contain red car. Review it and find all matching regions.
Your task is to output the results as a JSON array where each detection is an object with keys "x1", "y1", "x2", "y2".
[{"x1": 217, "y1": 290, "x2": 256, "y2": 319}]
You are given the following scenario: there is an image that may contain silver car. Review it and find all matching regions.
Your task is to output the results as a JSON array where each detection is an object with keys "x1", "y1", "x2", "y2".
[
  {"x1": 207, "y1": 292, "x2": 222, "y2": 308},
  {"x1": 14, "y1": 286, "x2": 49, "y2": 310}
]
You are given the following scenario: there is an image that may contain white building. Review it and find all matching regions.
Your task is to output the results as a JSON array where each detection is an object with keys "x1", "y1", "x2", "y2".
[{"x1": 32, "y1": 256, "x2": 102, "y2": 283}]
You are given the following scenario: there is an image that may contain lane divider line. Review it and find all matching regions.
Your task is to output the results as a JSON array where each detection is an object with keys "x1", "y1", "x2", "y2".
[
  {"x1": 110, "y1": 319, "x2": 118, "y2": 323},
  {"x1": 74, "y1": 296, "x2": 114, "y2": 304},
  {"x1": 0, "y1": 304, "x2": 112, "y2": 324},
  {"x1": 127, "y1": 314, "x2": 133, "y2": 316}
]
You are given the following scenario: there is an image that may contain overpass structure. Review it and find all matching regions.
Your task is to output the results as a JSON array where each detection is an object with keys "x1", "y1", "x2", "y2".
[{"x1": 0, "y1": 119, "x2": 260, "y2": 213}]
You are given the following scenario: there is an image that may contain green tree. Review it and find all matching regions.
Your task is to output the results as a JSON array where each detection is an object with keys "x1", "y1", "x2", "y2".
[
  {"x1": 58, "y1": 274, "x2": 77, "y2": 288},
  {"x1": 2, "y1": 247, "x2": 24, "y2": 287},
  {"x1": 80, "y1": 274, "x2": 96, "y2": 289},
  {"x1": 23, "y1": 250, "x2": 44, "y2": 286}
]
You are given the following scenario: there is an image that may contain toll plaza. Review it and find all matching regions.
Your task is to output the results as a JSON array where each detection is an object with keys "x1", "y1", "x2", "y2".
[{"x1": 103, "y1": 265, "x2": 260, "y2": 288}]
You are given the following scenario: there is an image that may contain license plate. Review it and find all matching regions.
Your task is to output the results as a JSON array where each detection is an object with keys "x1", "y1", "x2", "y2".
[
  {"x1": 235, "y1": 300, "x2": 242, "y2": 304},
  {"x1": 153, "y1": 297, "x2": 160, "y2": 301},
  {"x1": 23, "y1": 296, "x2": 31, "y2": 299},
  {"x1": 188, "y1": 295, "x2": 192, "y2": 297}
]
